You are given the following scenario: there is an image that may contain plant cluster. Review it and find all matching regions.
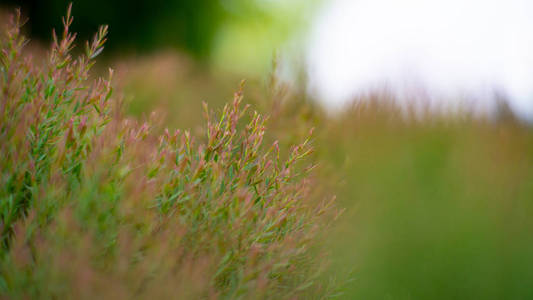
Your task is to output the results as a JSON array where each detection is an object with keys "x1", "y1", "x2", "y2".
[{"x1": 0, "y1": 6, "x2": 336, "y2": 299}]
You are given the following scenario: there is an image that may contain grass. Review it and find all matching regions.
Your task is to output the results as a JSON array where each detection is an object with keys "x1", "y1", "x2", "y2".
[
  {"x1": 0, "y1": 6, "x2": 337, "y2": 299},
  {"x1": 320, "y1": 107, "x2": 533, "y2": 299}
]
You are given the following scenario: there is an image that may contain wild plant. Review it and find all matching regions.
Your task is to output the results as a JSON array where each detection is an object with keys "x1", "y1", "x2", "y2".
[
  {"x1": 0, "y1": 6, "x2": 336, "y2": 299},
  {"x1": 0, "y1": 4, "x2": 111, "y2": 249}
]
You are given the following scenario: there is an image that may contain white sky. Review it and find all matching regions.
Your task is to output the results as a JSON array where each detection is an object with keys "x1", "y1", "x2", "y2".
[{"x1": 306, "y1": 0, "x2": 533, "y2": 119}]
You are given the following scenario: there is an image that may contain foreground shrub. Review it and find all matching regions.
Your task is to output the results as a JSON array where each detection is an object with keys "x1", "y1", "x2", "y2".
[
  {"x1": 0, "y1": 6, "x2": 111, "y2": 250},
  {"x1": 0, "y1": 6, "x2": 336, "y2": 299}
]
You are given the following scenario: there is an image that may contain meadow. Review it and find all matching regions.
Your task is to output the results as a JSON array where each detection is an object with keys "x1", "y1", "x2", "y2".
[{"x1": 2, "y1": 7, "x2": 533, "y2": 299}]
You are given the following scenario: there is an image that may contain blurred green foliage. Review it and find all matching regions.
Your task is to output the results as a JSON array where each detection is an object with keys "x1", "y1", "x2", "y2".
[
  {"x1": 318, "y1": 109, "x2": 533, "y2": 299},
  {"x1": 4, "y1": 0, "x2": 314, "y2": 66},
  {"x1": 5, "y1": 0, "x2": 225, "y2": 57}
]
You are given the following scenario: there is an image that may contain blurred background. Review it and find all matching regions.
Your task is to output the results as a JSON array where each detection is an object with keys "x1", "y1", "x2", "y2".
[
  {"x1": 3, "y1": 0, "x2": 533, "y2": 298},
  {"x1": 2, "y1": 0, "x2": 316, "y2": 75}
]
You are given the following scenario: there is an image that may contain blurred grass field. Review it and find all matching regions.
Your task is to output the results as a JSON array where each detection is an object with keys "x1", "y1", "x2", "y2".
[
  {"x1": 323, "y1": 111, "x2": 533, "y2": 299},
  {"x1": 119, "y1": 54, "x2": 533, "y2": 299}
]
